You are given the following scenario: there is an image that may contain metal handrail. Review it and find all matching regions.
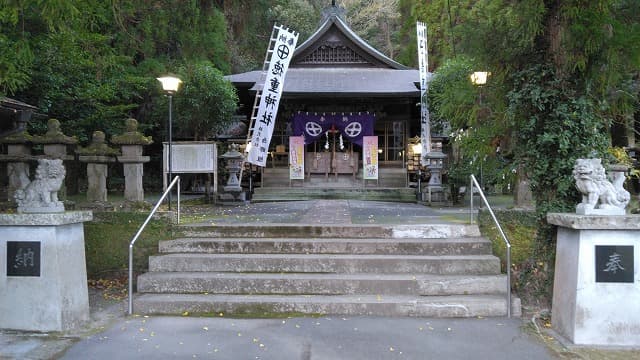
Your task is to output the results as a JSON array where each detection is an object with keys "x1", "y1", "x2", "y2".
[
  {"x1": 128, "y1": 176, "x2": 181, "y2": 315},
  {"x1": 469, "y1": 174, "x2": 512, "y2": 318}
]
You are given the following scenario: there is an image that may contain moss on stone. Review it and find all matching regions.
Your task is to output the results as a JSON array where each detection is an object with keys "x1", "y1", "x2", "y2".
[
  {"x1": 111, "y1": 118, "x2": 153, "y2": 145},
  {"x1": 76, "y1": 131, "x2": 120, "y2": 156},
  {"x1": 0, "y1": 131, "x2": 33, "y2": 144},
  {"x1": 31, "y1": 119, "x2": 78, "y2": 144}
]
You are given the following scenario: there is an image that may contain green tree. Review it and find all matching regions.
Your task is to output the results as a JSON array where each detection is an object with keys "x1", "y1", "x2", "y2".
[
  {"x1": 112, "y1": 0, "x2": 230, "y2": 72},
  {"x1": 2, "y1": 0, "x2": 234, "y2": 145},
  {"x1": 342, "y1": 0, "x2": 401, "y2": 58},
  {"x1": 403, "y1": 0, "x2": 640, "y2": 215},
  {"x1": 170, "y1": 61, "x2": 238, "y2": 140},
  {"x1": 0, "y1": 0, "x2": 81, "y2": 95}
]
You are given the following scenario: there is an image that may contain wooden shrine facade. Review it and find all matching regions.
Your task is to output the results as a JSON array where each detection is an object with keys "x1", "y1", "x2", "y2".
[{"x1": 225, "y1": 5, "x2": 423, "y2": 185}]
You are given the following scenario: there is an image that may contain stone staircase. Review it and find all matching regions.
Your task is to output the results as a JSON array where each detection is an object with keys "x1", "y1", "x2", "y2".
[
  {"x1": 253, "y1": 167, "x2": 415, "y2": 202},
  {"x1": 260, "y1": 167, "x2": 407, "y2": 188},
  {"x1": 252, "y1": 187, "x2": 417, "y2": 202},
  {"x1": 133, "y1": 223, "x2": 520, "y2": 317}
]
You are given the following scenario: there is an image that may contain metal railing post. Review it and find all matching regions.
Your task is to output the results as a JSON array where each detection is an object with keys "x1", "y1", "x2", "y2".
[
  {"x1": 128, "y1": 176, "x2": 181, "y2": 315},
  {"x1": 469, "y1": 174, "x2": 512, "y2": 318},
  {"x1": 470, "y1": 176, "x2": 474, "y2": 224}
]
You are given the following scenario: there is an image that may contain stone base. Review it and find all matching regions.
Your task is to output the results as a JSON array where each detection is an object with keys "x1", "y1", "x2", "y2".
[
  {"x1": 17, "y1": 203, "x2": 65, "y2": 214},
  {"x1": 576, "y1": 203, "x2": 626, "y2": 215},
  {"x1": 218, "y1": 191, "x2": 247, "y2": 205},
  {"x1": 0, "y1": 211, "x2": 93, "y2": 332},
  {"x1": 548, "y1": 213, "x2": 640, "y2": 346},
  {"x1": 422, "y1": 186, "x2": 446, "y2": 203}
]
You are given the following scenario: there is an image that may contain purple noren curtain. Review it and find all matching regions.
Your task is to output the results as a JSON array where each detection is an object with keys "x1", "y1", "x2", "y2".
[{"x1": 292, "y1": 113, "x2": 375, "y2": 146}]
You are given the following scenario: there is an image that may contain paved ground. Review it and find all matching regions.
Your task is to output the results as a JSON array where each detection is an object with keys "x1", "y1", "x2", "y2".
[
  {"x1": 2, "y1": 199, "x2": 639, "y2": 359},
  {"x1": 179, "y1": 199, "x2": 473, "y2": 226},
  {"x1": 60, "y1": 315, "x2": 551, "y2": 360}
]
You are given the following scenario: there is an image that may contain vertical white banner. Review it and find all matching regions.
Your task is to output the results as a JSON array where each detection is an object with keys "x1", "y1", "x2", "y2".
[
  {"x1": 417, "y1": 21, "x2": 431, "y2": 164},
  {"x1": 289, "y1": 136, "x2": 305, "y2": 180},
  {"x1": 363, "y1": 136, "x2": 379, "y2": 180},
  {"x1": 247, "y1": 26, "x2": 299, "y2": 167}
]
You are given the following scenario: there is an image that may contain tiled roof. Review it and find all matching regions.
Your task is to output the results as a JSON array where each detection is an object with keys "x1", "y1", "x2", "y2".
[
  {"x1": 226, "y1": 68, "x2": 420, "y2": 97},
  {"x1": 225, "y1": 9, "x2": 426, "y2": 97}
]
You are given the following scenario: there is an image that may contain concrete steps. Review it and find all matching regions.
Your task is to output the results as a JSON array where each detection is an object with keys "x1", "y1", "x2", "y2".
[
  {"x1": 252, "y1": 187, "x2": 417, "y2": 202},
  {"x1": 175, "y1": 224, "x2": 482, "y2": 239},
  {"x1": 260, "y1": 167, "x2": 407, "y2": 189},
  {"x1": 158, "y1": 237, "x2": 493, "y2": 255},
  {"x1": 147, "y1": 253, "x2": 501, "y2": 274},
  {"x1": 133, "y1": 223, "x2": 520, "y2": 317},
  {"x1": 137, "y1": 273, "x2": 507, "y2": 296},
  {"x1": 133, "y1": 294, "x2": 514, "y2": 318}
]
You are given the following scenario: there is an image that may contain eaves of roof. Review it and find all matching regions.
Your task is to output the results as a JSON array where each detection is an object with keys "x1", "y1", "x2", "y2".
[{"x1": 226, "y1": 68, "x2": 421, "y2": 97}]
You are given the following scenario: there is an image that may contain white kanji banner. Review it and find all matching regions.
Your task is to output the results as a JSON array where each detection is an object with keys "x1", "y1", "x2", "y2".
[
  {"x1": 417, "y1": 21, "x2": 431, "y2": 163},
  {"x1": 247, "y1": 26, "x2": 299, "y2": 166}
]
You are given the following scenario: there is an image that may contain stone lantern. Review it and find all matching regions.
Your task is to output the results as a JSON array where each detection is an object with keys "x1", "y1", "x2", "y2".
[
  {"x1": 76, "y1": 131, "x2": 119, "y2": 203},
  {"x1": 31, "y1": 118, "x2": 78, "y2": 200},
  {"x1": 423, "y1": 136, "x2": 448, "y2": 202},
  {"x1": 0, "y1": 99, "x2": 37, "y2": 203},
  {"x1": 218, "y1": 143, "x2": 246, "y2": 204},
  {"x1": 0, "y1": 128, "x2": 33, "y2": 203},
  {"x1": 32, "y1": 119, "x2": 78, "y2": 159},
  {"x1": 112, "y1": 118, "x2": 153, "y2": 202}
]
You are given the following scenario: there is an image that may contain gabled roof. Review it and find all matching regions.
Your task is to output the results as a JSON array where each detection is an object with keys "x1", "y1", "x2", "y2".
[
  {"x1": 291, "y1": 11, "x2": 409, "y2": 70},
  {"x1": 225, "y1": 6, "x2": 420, "y2": 97}
]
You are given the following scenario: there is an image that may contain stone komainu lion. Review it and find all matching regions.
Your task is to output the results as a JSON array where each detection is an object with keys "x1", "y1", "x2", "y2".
[
  {"x1": 14, "y1": 159, "x2": 66, "y2": 213},
  {"x1": 573, "y1": 158, "x2": 630, "y2": 213}
]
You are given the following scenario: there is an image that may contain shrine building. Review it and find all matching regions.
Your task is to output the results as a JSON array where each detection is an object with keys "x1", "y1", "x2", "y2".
[{"x1": 226, "y1": 5, "x2": 426, "y2": 190}]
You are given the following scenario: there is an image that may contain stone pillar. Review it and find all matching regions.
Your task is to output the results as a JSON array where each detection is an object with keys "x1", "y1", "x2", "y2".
[
  {"x1": 83, "y1": 159, "x2": 111, "y2": 202},
  {"x1": 6, "y1": 144, "x2": 32, "y2": 201},
  {"x1": 76, "y1": 131, "x2": 119, "y2": 203},
  {"x1": 118, "y1": 145, "x2": 149, "y2": 202},
  {"x1": 0, "y1": 211, "x2": 93, "y2": 332},
  {"x1": 514, "y1": 164, "x2": 533, "y2": 208},
  {"x1": 0, "y1": 130, "x2": 34, "y2": 203},
  {"x1": 547, "y1": 213, "x2": 640, "y2": 346},
  {"x1": 112, "y1": 118, "x2": 153, "y2": 202}
]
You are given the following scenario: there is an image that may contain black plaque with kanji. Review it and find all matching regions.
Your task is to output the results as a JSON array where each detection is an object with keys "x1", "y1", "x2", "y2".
[
  {"x1": 595, "y1": 245, "x2": 634, "y2": 283},
  {"x1": 6, "y1": 241, "x2": 41, "y2": 277}
]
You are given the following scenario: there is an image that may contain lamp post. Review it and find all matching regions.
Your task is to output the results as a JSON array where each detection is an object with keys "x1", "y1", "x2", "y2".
[
  {"x1": 157, "y1": 75, "x2": 182, "y2": 209},
  {"x1": 470, "y1": 71, "x2": 490, "y2": 106},
  {"x1": 470, "y1": 72, "x2": 489, "y2": 190}
]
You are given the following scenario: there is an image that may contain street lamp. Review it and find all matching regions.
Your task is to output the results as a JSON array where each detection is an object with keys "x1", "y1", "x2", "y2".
[
  {"x1": 471, "y1": 71, "x2": 490, "y2": 111},
  {"x1": 470, "y1": 71, "x2": 489, "y2": 85},
  {"x1": 157, "y1": 75, "x2": 182, "y2": 209}
]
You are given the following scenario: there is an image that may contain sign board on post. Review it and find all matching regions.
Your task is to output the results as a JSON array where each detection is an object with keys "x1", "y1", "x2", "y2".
[
  {"x1": 363, "y1": 136, "x2": 378, "y2": 180},
  {"x1": 247, "y1": 26, "x2": 299, "y2": 167},
  {"x1": 289, "y1": 136, "x2": 304, "y2": 180},
  {"x1": 162, "y1": 141, "x2": 218, "y2": 192},
  {"x1": 417, "y1": 21, "x2": 431, "y2": 164}
]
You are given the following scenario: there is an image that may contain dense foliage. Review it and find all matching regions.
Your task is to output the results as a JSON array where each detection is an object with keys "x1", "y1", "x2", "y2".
[
  {"x1": 0, "y1": 0, "x2": 236, "y2": 144},
  {"x1": 401, "y1": 0, "x2": 639, "y2": 305},
  {"x1": 1, "y1": 0, "x2": 638, "y2": 211},
  {"x1": 403, "y1": 0, "x2": 640, "y2": 216}
]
